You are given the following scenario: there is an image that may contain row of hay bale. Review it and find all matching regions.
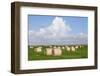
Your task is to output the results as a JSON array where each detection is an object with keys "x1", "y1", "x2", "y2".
[
  {"x1": 30, "y1": 45, "x2": 84, "y2": 56},
  {"x1": 46, "y1": 47, "x2": 62, "y2": 56}
]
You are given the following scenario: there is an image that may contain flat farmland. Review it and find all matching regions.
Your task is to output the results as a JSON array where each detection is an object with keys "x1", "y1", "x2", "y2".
[{"x1": 28, "y1": 45, "x2": 88, "y2": 61}]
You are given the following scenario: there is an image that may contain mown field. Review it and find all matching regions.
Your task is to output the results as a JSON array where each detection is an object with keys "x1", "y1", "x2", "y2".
[{"x1": 28, "y1": 45, "x2": 88, "y2": 61}]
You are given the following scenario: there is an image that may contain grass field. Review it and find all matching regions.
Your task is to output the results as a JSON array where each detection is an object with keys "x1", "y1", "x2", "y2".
[{"x1": 28, "y1": 45, "x2": 88, "y2": 61}]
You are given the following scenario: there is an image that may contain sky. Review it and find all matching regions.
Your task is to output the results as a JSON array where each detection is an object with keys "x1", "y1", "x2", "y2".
[{"x1": 28, "y1": 15, "x2": 88, "y2": 45}]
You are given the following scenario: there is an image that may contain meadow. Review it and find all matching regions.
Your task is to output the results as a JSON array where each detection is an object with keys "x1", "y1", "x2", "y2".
[{"x1": 28, "y1": 45, "x2": 88, "y2": 61}]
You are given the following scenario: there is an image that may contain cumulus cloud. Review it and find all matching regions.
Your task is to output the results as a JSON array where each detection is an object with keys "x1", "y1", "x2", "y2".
[
  {"x1": 29, "y1": 17, "x2": 71, "y2": 39},
  {"x1": 29, "y1": 17, "x2": 87, "y2": 45}
]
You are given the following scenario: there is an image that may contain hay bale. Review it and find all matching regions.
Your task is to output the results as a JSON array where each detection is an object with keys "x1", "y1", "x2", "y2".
[
  {"x1": 66, "y1": 46, "x2": 70, "y2": 51},
  {"x1": 75, "y1": 46, "x2": 78, "y2": 49},
  {"x1": 58, "y1": 47, "x2": 61, "y2": 49},
  {"x1": 62, "y1": 46, "x2": 65, "y2": 49},
  {"x1": 49, "y1": 46, "x2": 52, "y2": 48},
  {"x1": 80, "y1": 45, "x2": 82, "y2": 48},
  {"x1": 71, "y1": 46, "x2": 75, "y2": 51},
  {"x1": 65, "y1": 46, "x2": 68, "y2": 47},
  {"x1": 46, "y1": 48, "x2": 52, "y2": 56},
  {"x1": 53, "y1": 46, "x2": 57, "y2": 49},
  {"x1": 53, "y1": 48, "x2": 62, "y2": 56},
  {"x1": 35, "y1": 47, "x2": 42, "y2": 52}
]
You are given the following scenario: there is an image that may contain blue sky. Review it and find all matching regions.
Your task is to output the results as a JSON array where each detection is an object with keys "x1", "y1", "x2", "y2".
[{"x1": 28, "y1": 15, "x2": 88, "y2": 45}]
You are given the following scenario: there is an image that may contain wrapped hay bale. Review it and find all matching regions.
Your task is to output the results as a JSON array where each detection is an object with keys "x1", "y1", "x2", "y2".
[
  {"x1": 71, "y1": 46, "x2": 76, "y2": 51},
  {"x1": 49, "y1": 45, "x2": 52, "y2": 48},
  {"x1": 58, "y1": 46, "x2": 61, "y2": 49},
  {"x1": 53, "y1": 48, "x2": 62, "y2": 56},
  {"x1": 53, "y1": 46, "x2": 57, "y2": 48},
  {"x1": 62, "y1": 46, "x2": 65, "y2": 49},
  {"x1": 66, "y1": 46, "x2": 70, "y2": 51},
  {"x1": 75, "y1": 46, "x2": 78, "y2": 49},
  {"x1": 46, "y1": 48, "x2": 52, "y2": 56},
  {"x1": 35, "y1": 47, "x2": 42, "y2": 53}
]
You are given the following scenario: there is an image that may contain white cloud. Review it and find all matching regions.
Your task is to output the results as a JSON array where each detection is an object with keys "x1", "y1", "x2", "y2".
[
  {"x1": 29, "y1": 17, "x2": 71, "y2": 39},
  {"x1": 29, "y1": 17, "x2": 87, "y2": 45}
]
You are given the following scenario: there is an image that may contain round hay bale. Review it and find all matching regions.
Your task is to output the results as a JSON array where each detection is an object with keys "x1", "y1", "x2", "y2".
[
  {"x1": 35, "y1": 47, "x2": 42, "y2": 52},
  {"x1": 53, "y1": 48, "x2": 62, "y2": 56},
  {"x1": 71, "y1": 46, "x2": 76, "y2": 51},
  {"x1": 46, "y1": 48, "x2": 52, "y2": 56},
  {"x1": 75, "y1": 46, "x2": 78, "y2": 49},
  {"x1": 66, "y1": 46, "x2": 70, "y2": 51},
  {"x1": 53, "y1": 46, "x2": 57, "y2": 49},
  {"x1": 62, "y1": 46, "x2": 65, "y2": 49},
  {"x1": 58, "y1": 47, "x2": 61, "y2": 49}
]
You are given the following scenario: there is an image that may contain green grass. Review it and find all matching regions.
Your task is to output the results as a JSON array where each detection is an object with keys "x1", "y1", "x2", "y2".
[{"x1": 28, "y1": 45, "x2": 88, "y2": 61}]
